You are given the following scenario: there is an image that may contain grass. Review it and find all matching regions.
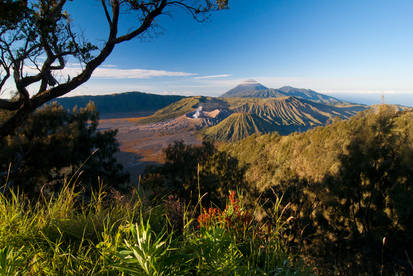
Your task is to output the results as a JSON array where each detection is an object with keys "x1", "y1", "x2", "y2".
[{"x1": 0, "y1": 181, "x2": 311, "y2": 275}]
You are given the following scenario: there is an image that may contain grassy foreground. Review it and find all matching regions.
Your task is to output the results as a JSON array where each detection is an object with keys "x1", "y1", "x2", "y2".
[{"x1": 0, "y1": 183, "x2": 310, "y2": 275}]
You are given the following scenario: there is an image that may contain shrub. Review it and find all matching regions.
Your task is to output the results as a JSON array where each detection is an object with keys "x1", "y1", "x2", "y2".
[{"x1": 0, "y1": 102, "x2": 128, "y2": 196}]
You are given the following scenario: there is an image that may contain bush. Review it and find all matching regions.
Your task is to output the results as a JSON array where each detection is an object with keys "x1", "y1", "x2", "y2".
[
  {"x1": 0, "y1": 102, "x2": 128, "y2": 195},
  {"x1": 0, "y1": 183, "x2": 310, "y2": 274},
  {"x1": 143, "y1": 140, "x2": 248, "y2": 208},
  {"x1": 259, "y1": 107, "x2": 413, "y2": 274}
]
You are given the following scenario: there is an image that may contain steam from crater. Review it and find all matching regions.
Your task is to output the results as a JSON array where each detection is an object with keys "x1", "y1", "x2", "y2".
[{"x1": 193, "y1": 106, "x2": 203, "y2": 118}]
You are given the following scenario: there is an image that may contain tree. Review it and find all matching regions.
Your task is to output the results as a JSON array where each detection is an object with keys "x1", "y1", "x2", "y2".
[
  {"x1": 300, "y1": 106, "x2": 413, "y2": 274},
  {"x1": 0, "y1": 0, "x2": 228, "y2": 137},
  {"x1": 0, "y1": 101, "x2": 129, "y2": 195},
  {"x1": 143, "y1": 140, "x2": 248, "y2": 207}
]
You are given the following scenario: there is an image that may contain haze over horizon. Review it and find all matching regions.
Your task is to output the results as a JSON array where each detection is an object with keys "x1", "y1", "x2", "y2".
[
  {"x1": 4, "y1": 0, "x2": 413, "y2": 106},
  {"x1": 62, "y1": 78, "x2": 413, "y2": 107}
]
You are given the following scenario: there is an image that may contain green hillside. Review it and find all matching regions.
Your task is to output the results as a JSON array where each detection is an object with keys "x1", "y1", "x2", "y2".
[
  {"x1": 221, "y1": 105, "x2": 413, "y2": 189},
  {"x1": 203, "y1": 112, "x2": 276, "y2": 142},
  {"x1": 220, "y1": 105, "x2": 413, "y2": 274},
  {"x1": 140, "y1": 96, "x2": 230, "y2": 123},
  {"x1": 55, "y1": 92, "x2": 184, "y2": 117},
  {"x1": 139, "y1": 96, "x2": 202, "y2": 123}
]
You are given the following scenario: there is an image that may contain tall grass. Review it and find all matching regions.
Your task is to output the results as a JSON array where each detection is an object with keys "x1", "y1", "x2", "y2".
[{"x1": 0, "y1": 181, "x2": 311, "y2": 275}]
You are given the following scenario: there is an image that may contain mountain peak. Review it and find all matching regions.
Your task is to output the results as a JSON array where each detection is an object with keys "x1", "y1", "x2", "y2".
[
  {"x1": 221, "y1": 82, "x2": 348, "y2": 105},
  {"x1": 221, "y1": 80, "x2": 268, "y2": 97}
]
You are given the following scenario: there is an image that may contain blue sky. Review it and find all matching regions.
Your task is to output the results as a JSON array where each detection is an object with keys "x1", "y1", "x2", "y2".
[{"x1": 64, "y1": 0, "x2": 413, "y2": 105}]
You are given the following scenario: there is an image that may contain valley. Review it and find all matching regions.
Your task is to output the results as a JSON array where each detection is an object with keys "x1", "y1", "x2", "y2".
[
  {"x1": 99, "y1": 115, "x2": 203, "y2": 182},
  {"x1": 96, "y1": 81, "x2": 368, "y2": 179}
]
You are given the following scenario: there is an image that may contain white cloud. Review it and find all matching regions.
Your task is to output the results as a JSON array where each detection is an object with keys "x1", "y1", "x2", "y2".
[
  {"x1": 10, "y1": 64, "x2": 413, "y2": 100},
  {"x1": 100, "y1": 64, "x2": 117, "y2": 68},
  {"x1": 23, "y1": 65, "x2": 197, "y2": 80},
  {"x1": 194, "y1": 74, "x2": 231, "y2": 80},
  {"x1": 92, "y1": 67, "x2": 196, "y2": 79},
  {"x1": 89, "y1": 67, "x2": 197, "y2": 79}
]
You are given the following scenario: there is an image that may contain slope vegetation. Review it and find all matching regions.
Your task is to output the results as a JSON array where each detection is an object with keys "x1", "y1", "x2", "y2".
[
  {"x1": 221, "y1": 105, "x2": 413, "y2": 275},
  {"x1": 203, "y1": 113, "x2": 276, "y2": 142},
  {"x1": 221, "y1": 105, "x2": 413, "y2": 189},
  {"x1": 140, "y1": 95, "x2": 367, "y2": 140},
  {"x1": 140, "y1": 96, "x2": 230, "y2": 123}
]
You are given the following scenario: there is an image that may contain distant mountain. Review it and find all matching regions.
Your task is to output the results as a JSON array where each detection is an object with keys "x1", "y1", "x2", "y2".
[
  {"x1": 142, "y1": 95, "x2": 367, "y2": 141},
  {"x1": 55, "y1": 86, "x2": 367, "y2": 141},
  {"x1": 221, "y1": 80, "x2": 346, "y2": 105},
  {"x1": 221, "y1": 79, "x2": 268, "y2": 98},
  {"x1": 276, "y1": 86, "x2": 344, "y2": 105},
  {"x1": 55, "y1": 92, "x2": 184, "y2": 118}
]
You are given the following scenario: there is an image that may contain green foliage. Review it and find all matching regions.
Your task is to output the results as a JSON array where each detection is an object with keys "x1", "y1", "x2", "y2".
[
  {"x1": 198, "y1": 191, "x2": 253, "y2": 240},
  {"x1": 0, "y1": 102, "x2": 128, "y2": 195},
  {"x1": 306, "y1": 106, "x2": 413, "y2": 274},
  {"x1": 224, "y1": 105, "x2": 413, "y2": 274},
  {"x1": 191, "y1": 226, "x2": 244, "y2": 274},
  {"x1": 0, "y1": 245, "x2": 27, "y2": 276},
  {"x1": 0, "y1": 181, "x2": 135, "y2": 274},
  {"x1": 191, "y1": 191, "x2": 308, "y2": 275},
  {"x1": 114, "y1": 218, "x2": 172, "y2": 275},
  {"x1": 144, "y1": 140, "x2": 248, "y2": 207},
  {"x1": 0, "y1": 1, "x2": 28, "y2": 28},
  {"x1": 0, "y1": 178, "x2": 309, "y2": 275}
]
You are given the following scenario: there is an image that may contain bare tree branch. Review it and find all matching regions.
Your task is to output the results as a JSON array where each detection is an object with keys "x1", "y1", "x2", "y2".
[
  {"x1": 101, "y1": 0, "x2": 113, "y2": 26},
  {"x1": 0, "y1": 0, "x2": 228, "y2": 137},
  {"x1": 115, "y1": 0, "x2": 167, "y2": 43},
  {"x1": 0, "y1": 98, "x2": 21, "y2": 110}
]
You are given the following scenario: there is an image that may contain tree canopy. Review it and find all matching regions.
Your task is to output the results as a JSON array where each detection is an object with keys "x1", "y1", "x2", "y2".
[
  {"x1": 0, "y1": 0, "x2": 228, "y2": 137},
  {"x1": 0, "y1": 101, "x2": 129, "y2": 195},
  {"x1": 222, "y1": 105, "x2": 413, "y2": 274},
  {"x1": 143, "y1": 140, "x2": 248, "y2": 207}
]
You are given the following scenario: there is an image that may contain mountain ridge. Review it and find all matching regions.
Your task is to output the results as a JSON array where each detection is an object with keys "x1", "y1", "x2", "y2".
[
  {"x1": 55, "y1": 92, "x2": 185, "y2": 118},
  {"x1": 203, "y1": 112, "x2": 276, "y2": 142},
  {"x1": 54, "y1": 85, "x2": 368, "y2": 142},
  {"x1": 221, "y1": 80, "x2": 346, "y2": 105},
  {"x1": 141, "y1": 95, "x2": 367, "y2": 140}
]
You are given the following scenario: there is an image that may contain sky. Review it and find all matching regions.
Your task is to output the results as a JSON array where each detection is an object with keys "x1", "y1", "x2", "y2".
[{"x1": 19, "y1": 0, "x2": 413, "y2": 105}]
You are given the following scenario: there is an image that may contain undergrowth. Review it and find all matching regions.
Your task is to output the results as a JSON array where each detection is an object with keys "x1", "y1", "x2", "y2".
[{"x1": 0, "y1": 182, "x2": 311, "y2": 275}]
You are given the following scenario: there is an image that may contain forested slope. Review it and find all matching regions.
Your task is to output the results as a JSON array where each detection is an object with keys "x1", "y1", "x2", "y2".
[
  {"x1": 222, "y1": 105, "x2": 413, "y2": 189},
  {"x1": 220, "y1": 105, "x2": 413, "y2": 273}
]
